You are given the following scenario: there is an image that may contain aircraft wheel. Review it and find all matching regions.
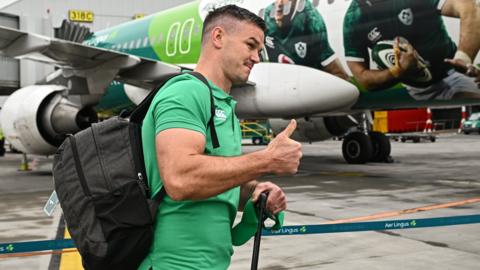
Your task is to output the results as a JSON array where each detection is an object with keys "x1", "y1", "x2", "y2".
[
  {"x1": 342, "y1": 132, "x2": 373, "y2": 164},
  {"x1": 369, "y1": 131, "x2": 391, "y2": 162}
]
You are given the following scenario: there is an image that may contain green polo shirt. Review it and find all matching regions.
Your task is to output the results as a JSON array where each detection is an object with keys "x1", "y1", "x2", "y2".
[
  {"x1": 139, "y1": 73, "x2": 242, "y2": 270},
  {"x1": 263, "y1": 0, "x2": 335, "y2": 69},
  {"x1": 343, "y1": 0, "x2": 456, "y2": 84}
]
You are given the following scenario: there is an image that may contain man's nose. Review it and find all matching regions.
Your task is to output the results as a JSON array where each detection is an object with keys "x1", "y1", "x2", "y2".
[{"x1": 251, "y1": 52, "x2": 260, "y2": 64}]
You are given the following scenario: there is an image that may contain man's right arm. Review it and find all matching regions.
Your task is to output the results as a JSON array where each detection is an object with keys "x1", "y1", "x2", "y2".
[{"x1": 156, "y1": 120, "x2": 302, "y2": 201}]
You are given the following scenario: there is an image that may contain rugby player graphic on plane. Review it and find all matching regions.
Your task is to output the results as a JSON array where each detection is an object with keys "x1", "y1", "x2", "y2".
[{"x1": 0, "y1": 0, "x2": 479, "y2": 164}]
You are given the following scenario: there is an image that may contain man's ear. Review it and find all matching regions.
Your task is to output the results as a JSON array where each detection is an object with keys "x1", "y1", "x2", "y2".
[{"x1": 211, "y1": 26, "x2": 225, "y2": 49}]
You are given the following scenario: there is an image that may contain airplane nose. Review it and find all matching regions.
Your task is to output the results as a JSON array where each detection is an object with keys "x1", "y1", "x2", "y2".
[{"x1": 231, "y1": 63, "x2": 359, "y2": 118}]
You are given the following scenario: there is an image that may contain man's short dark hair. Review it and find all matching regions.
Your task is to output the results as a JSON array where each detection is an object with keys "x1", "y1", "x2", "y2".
[{"x1": 202, "y1": 5, "x2": 266, "y2": 44}]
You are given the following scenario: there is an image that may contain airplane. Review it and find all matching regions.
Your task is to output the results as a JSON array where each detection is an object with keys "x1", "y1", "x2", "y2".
[{"x1": 0, "y1": 0, "x2": 479, "y2": 164}]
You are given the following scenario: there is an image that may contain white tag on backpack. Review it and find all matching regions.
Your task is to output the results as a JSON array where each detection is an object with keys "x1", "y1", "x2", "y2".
[{"x1": 43, "y1": 190, "x2": 59, "y2": 217}]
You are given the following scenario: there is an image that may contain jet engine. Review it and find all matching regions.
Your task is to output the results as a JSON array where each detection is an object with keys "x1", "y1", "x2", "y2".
[
  {"x1": 269, "y1": 115, "x2": 358, "y2": 142},
  {"x1": 0, "y1": 85, "x2": 97, "y2": 155}
]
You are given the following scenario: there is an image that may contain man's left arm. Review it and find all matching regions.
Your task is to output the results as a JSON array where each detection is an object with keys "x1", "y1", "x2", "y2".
[
  {"x1": 441, "y1": 0, "x2": 480, "y2": 64},
  {"x1": 239, "y1": 180, "x2": 286, "y2": 214}
]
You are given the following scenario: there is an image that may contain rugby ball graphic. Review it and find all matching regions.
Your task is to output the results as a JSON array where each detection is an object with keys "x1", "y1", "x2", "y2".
[{"x1": 371, "y1": 39, "x2": 433, "y2": 88}]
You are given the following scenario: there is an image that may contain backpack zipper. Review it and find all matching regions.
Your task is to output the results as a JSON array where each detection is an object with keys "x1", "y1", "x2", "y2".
[
  {"x1": 91, "y1": 127, "x2": 113, "y2": 191},
  {"x1": 129, "y1": 124, "x2": 150, "y2": 196},
  {"x1": 69, "y1": 136, "x2": 92, "y2": 197},
  {"x1": 137, "y1": 172, "x2": 149, "y2": 193}
]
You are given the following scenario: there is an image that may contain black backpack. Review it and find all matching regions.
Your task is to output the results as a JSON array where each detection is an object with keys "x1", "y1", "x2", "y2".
[{"x1": 52, "y1": 72, "x2": 219, "y2": 270}]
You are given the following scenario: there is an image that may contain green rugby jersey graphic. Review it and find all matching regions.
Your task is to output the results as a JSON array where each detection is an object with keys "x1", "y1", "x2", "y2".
[
  {"x1": 263, "y1": 0, "x2": 335, "y2": 69},
  {"x1": 344, "y1": 0, "x2": 457, "y2": 84}
]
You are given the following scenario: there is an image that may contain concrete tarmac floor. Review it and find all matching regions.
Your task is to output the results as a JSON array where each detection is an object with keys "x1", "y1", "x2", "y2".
[
  {"x1": 0, "y1": 133, "x2": 479, "y2": 269},
  {"x1": 233, "y1": 134, "x2": 480, "y2": 269},
  {"x1": 0, "y1": 152, "x2": 60, "y2": 269}
]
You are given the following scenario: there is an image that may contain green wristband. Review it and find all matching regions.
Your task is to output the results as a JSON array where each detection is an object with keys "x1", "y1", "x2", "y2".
[
  {"x1": 231, "y1": 199, "x2": 258, "y2": 246},
  {"x1": 231, "y1": 199, "x2": 286, "y2": 246}
]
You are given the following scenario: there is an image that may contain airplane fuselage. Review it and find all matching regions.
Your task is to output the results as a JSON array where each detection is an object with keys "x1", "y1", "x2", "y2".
[{"x1": 86, "y1": 0, "x2": 480, "y2": 113}]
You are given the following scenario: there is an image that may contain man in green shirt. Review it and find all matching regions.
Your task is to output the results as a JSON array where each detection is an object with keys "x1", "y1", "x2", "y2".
[
  {"x1": 344, "y1": 0, "x2": 480, "y2": 100},
  {"x1": 263, "y1": 0, "x2": 348, "y2": 80},
  {"x1": 139, "y1": 5, "x2": 302, "y2": 270}
]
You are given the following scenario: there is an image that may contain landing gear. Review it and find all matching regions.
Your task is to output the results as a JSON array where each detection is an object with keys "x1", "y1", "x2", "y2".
[
  {"x1": 342, "y1": 132, "x2": 372, "y2": 164},
  {"x1": 369, "y1": 131, "x2": 391, "y2": 162},
  {"x1": 341, "y1": 112, "x2": 392, "y2": 164},
  {"x1": 342, "y1": 131, "x2": 392, "y2": 164}
]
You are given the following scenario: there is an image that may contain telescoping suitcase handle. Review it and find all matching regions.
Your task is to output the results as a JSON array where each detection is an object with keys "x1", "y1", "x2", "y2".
[{"x1": 251, "y1": 192, "x2": 268, "y2": 270}]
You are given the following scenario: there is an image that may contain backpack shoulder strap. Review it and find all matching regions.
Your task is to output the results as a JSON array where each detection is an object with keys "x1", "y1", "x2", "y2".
[
  {"x1": 130, "y1": 72, "x2": 182, "y2": 123},
  {"x1": 188, "y1": 71, "x2": 220, "y2": 149}
]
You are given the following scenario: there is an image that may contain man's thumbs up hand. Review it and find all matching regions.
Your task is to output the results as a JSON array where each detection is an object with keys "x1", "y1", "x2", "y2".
[{"x1": 264, "y1": 120, "x2": 302, "y2": 175}]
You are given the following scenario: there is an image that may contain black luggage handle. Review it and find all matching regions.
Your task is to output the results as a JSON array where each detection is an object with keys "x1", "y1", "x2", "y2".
[{"x1": 251, "y1": 192, "x2": 268, "y2": 270}]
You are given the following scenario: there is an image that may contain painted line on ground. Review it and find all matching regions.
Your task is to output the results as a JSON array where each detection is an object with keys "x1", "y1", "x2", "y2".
[{"x1": 325, "y1": 197, "x2": 480, "y2": 224}]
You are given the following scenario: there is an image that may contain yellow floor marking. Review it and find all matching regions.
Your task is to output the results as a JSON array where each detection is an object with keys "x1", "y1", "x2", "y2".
[{"x1": 59, "y1": 229, "x2": 83, "y2": 270}]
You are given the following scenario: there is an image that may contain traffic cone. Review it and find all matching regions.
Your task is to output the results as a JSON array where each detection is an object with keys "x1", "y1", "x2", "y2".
[
  {"x1": 423, "y1": 108, "x2": 432, "y2": 133},
  {"x1": 18, "y1": 153, "x2": 31, "y2": 171}
]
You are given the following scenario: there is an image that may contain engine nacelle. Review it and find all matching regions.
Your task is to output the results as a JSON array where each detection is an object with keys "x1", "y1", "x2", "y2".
[
  {"x1": 0, "y1": 85, "x2": 96, "y2": 155},
  {"x1": 232, "y1": 63, "x2": 359, "y2": 119},
  {"x1": 269, "y1": 115, "x2": 357, "y2": 142}
]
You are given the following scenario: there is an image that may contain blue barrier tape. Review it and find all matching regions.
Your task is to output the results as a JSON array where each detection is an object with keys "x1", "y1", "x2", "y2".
[
  {"x1": 262, "y1": 214, "x2": 480, "y2": 236},
  {"x1": 0, "y1": 239, "x2": 74, "y2": 255},
  {"x1": 1, "y1": 214, "x2": 479, "y2": 255}
]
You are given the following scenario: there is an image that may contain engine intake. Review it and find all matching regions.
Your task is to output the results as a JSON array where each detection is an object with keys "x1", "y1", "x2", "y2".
[{"x1": 0, "y1": 85, "x2": 96, "y2": 155}]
